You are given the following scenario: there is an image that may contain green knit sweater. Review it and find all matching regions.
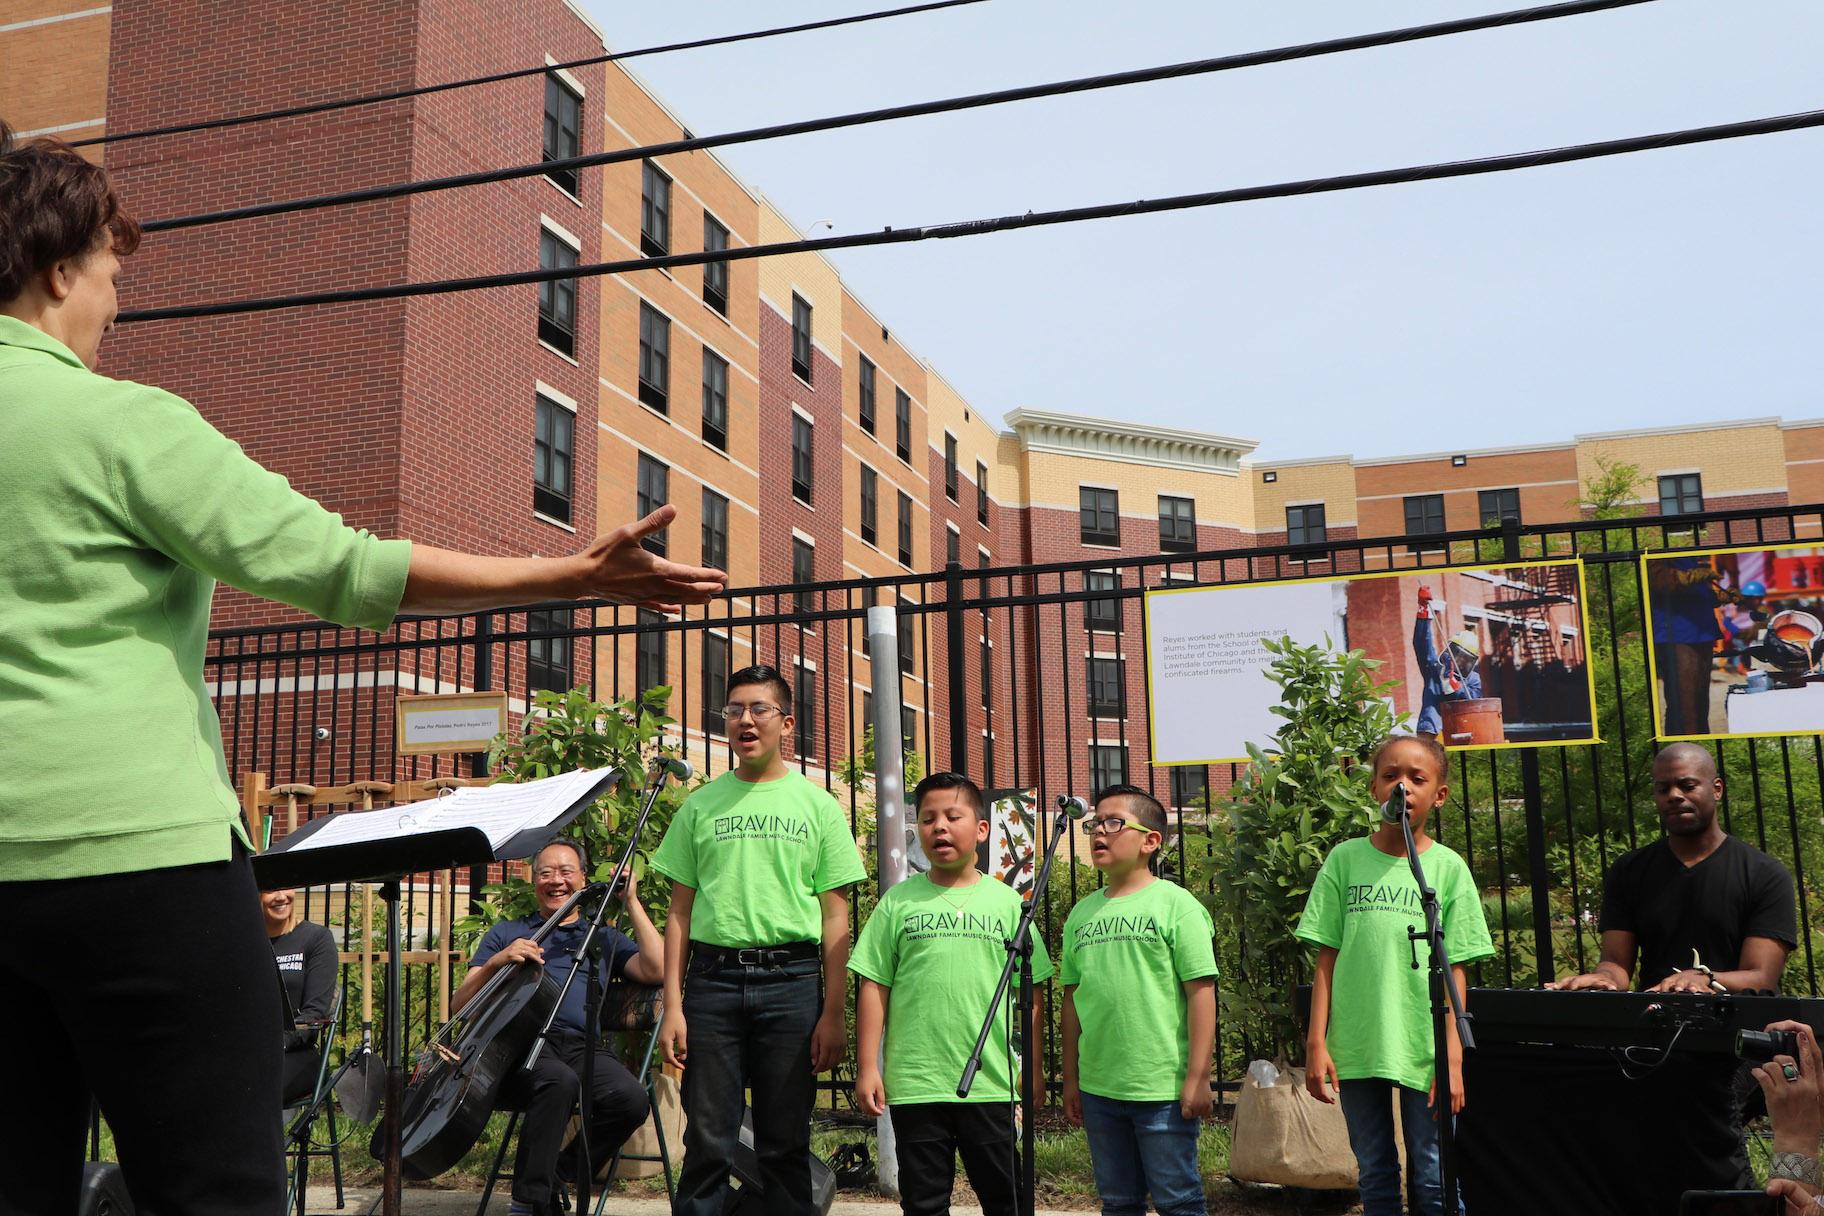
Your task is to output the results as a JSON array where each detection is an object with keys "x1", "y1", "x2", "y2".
[{"x1": 0, "y1": 316, "x2": 412, "y2": 879}]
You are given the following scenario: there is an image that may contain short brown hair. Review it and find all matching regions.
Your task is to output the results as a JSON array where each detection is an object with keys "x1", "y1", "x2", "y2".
[{"x1": 0, "y1": 121, "x2": 142, "y2": 303}]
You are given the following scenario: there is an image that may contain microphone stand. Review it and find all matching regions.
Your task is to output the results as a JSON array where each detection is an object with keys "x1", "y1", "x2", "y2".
[
  {"x1": 1393, "y1": 784, "x2": 1475, "y2": 1215},
  {"x1": 959, "y1": 795, "x2": 1078, "y2": 1216},
  {"x1": 520, "y1": 761, "x2": 676, "y2": 1216}
]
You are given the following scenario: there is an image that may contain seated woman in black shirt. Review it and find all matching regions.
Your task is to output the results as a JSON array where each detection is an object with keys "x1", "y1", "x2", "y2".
[{"x1": 263, "y1": 888, "x2": 339, "y2": 1106}]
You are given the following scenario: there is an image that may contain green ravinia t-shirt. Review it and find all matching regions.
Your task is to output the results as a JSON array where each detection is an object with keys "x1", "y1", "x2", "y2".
[
  {"x1": 652, "y1": 768, "x2": 866, "y2": 948},
  {"x1": 1060, "y1": 879, "x2": 1218, "y2": 1102},
  {"x1": 850, "y1": 873, "x2": 1054, "y2": 1104},
  {"x1": 1295, "y1": 836, "x2": 1495, "y2": 1092}
]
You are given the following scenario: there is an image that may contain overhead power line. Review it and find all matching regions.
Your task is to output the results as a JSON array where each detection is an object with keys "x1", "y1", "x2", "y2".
[
  {"x1": 75, "y1": 0, "x2": 991, "y2": 148},
  {"x1": 139, "y1": 0, "x2": 1658, "y2": 234},
  {"x1": 116, "y1": 103, "x2": 1824, "y2": 324}
]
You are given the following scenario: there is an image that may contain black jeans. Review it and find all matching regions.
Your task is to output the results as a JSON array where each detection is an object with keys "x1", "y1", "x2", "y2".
[
  {"x1": 496, "y1": 1030, "x2": 650, "y2": 1211},
  {"x1": 674, "y1": 953, "x2": 822, "y2": 1216},
  {"x1": 0, "y1": 841, "x2": 285, "y2": 1216},
  {"x1": 889, "y1": 1102, "x2": 1018, "y2": 1216}
]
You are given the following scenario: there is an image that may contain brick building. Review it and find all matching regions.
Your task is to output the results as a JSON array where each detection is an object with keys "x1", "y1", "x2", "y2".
[{"x1": 7, "y1": 1, "x2": 1820, "y2": 808}]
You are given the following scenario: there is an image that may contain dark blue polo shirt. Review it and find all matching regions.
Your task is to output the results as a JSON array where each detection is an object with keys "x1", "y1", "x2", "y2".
[{"x1": 471, "y1": 914, "x2": 640, "y2": 1033}]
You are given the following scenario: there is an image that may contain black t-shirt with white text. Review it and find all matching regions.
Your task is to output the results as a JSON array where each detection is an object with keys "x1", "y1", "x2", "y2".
[
  {"x1": 1599, "y1": 833, "x2": 1796, "y2": 989},
  {"x1": 271, "y1": 920, "x2": 338, "y2": 1050}
]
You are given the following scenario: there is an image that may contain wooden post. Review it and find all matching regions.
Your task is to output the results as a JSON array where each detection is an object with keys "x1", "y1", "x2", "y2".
[{"x1": 241, "y1": 772, "x2": 268, "y2": 848}]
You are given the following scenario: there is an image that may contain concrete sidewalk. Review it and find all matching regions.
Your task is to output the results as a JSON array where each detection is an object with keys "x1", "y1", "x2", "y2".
[{"x1": 303, "y1": 1189, "x2": 1028, "y2": 1216}]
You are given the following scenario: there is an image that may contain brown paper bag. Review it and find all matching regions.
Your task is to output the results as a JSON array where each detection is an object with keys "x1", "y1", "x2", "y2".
[
  {"x1": 1227, "y1": 1066, "x2": 1359, "y2": 1190},
  {"x1": 610, "y1": 1073, "x2": 685, "y2": 1180}
]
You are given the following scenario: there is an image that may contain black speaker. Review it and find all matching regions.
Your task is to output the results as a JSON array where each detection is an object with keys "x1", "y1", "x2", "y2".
[
  {"x1": 79, "y1": 1162, "x2": 133, "y2": 1216},
  {"x1": 721, "y1": 1108, "x2": 835, "y2": 1216}
]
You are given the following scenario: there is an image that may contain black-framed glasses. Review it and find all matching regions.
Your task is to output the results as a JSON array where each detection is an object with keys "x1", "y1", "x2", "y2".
[{"x1": 1085, "y1": 814, "x2": 1152, "y2": 836}]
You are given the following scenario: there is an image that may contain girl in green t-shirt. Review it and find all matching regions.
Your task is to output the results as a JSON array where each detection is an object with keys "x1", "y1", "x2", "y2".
[{"x1": 1297, "y1": 734, "x2": 1495, "y2": 1216}]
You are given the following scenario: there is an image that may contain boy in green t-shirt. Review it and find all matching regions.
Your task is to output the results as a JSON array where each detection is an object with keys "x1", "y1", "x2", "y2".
[
  {"x1": 1061, "y1": 784, "x2": 1217, "y2": 1216},
  {"x1": 1296, "y1": 734, "x2": 1495, "y2": 1216},
  {"x1": 653, "y1": 665, "x2": 867, "y2": 1216},
  {"x1": 852, "y1": 772, "x2": 1052, "y2": 1216}
]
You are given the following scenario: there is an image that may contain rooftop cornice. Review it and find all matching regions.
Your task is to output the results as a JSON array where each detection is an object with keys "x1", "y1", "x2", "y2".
[{"x1": 1003, "y1": 408, "x2": 1258, "y2": 475}]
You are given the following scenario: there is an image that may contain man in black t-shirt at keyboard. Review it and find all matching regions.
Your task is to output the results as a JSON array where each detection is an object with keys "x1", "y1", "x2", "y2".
[{"x1": 1551, "y1": 742, "x2": 1796, "y2": 995}]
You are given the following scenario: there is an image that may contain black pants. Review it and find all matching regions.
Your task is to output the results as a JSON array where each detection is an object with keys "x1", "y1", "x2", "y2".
[
  {"x1": 889, "y1": 1102, "x2": 1018, "y2": 1216},
  {"x1": 0, "y1": 841, "x2": 285, "y2": 1216},
  {"x1": 281, "y1": 1045, "x2": 324, "y2": 1108},
  {"x1": 496, "y1": 1031, "x2": 649, "y2": 1211}
]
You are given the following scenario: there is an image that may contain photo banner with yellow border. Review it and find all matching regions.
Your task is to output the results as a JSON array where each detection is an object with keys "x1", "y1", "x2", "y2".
[
  {"x1": 1642, "y1": 542, "x2": 1824, "y2": 743},
  {"x1": 1143, "y1": 558, "x2": 1600, "y2": 765}
]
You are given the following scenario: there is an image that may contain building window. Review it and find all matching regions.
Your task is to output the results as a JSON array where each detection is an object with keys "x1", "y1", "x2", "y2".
[
  {"x1": 795, "y1": 665, "x2": 817, "y2": 759},
  {"x1": 640, "y1": 161, "x2": 671, "y2": 258},
  {"x1": 1170, "y1": 766, "x2": 1209, "y2": 811},
  {"x1": 860, "y1": 465, "x2": 878, "y2": 546},
  {"x1": 637, "y1": 454, "x2": 668, "y2": 555},
  {"x1": 792, "y1": 537, "x2": 815, "y2": 615},
  {"x1": 1659, "y1": 473, "x2": 1703, "y2": 516},
  {"x1": 537, "y1": 230, "x2": 577, "y2": 356},
  {"x1": 1089, "y1": 744, "x2": 1128, "y2": 795},
  {"x1": 1478, "y1": 488, "x2": 1521, "y2": 528},
  {"x1": 635, "y1": 609, "x2": 667, "y2": 693},
  {"x1": 895, "y1": 389, "x2": 912, "y2": 462},
  {"x1": 1088, "y1": 656, "x2": 1125, "y2": 718},
  {"x1": 858, "y1": 356, "x2": 877, "y2": 435},
  {"x1": 1080, "y1": 487, "x2": 1120, "y2": 547},
  {"x1": 526, "y1": 607, "x2": 573, "y2": 693},
  {"x1": 1287, "y1": 503, "x2": 1326, "y2": 546},
  {"x1": 1158, "y1": 495, "x2": 1195, "y2": 553},
  {"x1": 791, "y1": 293, "x2": 813, "y2": 383},
  {"x1": 637, "y1": 303, "x2": 670, "y2": 411},
  {"x1": 898, "y1": 599, "x2": 916, "y2": 674},
  {"x1": 543, "y1": 74, "x2": 583, "y2": 196},
  {"x1": 946, "y1": 527, "x2": 960, "y2": 567},
  {"x1": 979, "y1": 637, "x2": 992, "y2": 711},
  {"x1": 1404, "y1": 493, "x2": 1446, "y2": 537},
  {"x1": 897, "y1": 490, "x2": 913, "y2": 566},
  {"x1": 982, "y1": 733, "x2": 996, "y2": 786},
  {"x1": 1085, "y1": 570, "x2": 1119, "y2": 631},
  {"x1": 701, "y1": 348, "x2": 728, "y2": 450},
  {"x1": 701, "y1": 488, "x2": 729, "y2": 572},
  {"x1": 791, "y1": 414, "x2": 814, "y2": 504},
  {"x1": 901, "y1": 705, "x2": 918, "y2": 755},
  {"x1": 976, "y1": 461, "x2": 989, "y2": 526},
  {"x1": 533, "y1": 394, "x2": 573, "y2": 524},
  {"x1": 944, "y1": 433, "x2": 959, "y2": 502},
  {"x1": 702, "y1": 214, "x2": 729, "y2": 315},
  {"x1": 703, "y1": 633, "x2": 730, "y2": 737}
]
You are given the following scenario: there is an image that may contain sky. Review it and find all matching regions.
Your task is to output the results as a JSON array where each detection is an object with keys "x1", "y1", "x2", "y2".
[{"x1": 576, "y1": 1, "x2": 1823, "y2": 462}]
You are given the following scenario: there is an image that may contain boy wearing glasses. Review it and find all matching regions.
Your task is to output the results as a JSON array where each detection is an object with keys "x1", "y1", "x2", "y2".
[
  {"x1": 654, "y1": 665, "x2": 866, "y2": 1216},
  {"x1": 1061, "y1": 785, "x2": 1217, "y2": 1216},
  {"x1": 851, "y1": 772, "x2": 1051, "y2": 1216}
]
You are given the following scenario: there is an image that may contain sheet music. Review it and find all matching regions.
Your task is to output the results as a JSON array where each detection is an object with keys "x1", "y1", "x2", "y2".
[{"x1": 283, "y1": 767, "x2": 616, "y2": 853}]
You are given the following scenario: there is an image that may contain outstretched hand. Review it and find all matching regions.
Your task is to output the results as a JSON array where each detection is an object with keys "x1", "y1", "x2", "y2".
[{"x1": 574, "y1": 506, "x2": 727, "y2": 610}]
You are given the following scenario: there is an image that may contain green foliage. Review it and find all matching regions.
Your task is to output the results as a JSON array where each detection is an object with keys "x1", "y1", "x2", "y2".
[
  {"x1": 1573, "y1": 455, "x2": 1651, "y2": 520},
  {"x1": 451, "y1": 685, "x2": 690, "y2": 950},
  {"x1": 835, "y1": 723, "x2": 925, "y2": 792},
  {"x1": 1210, "y1": 635, "x2": 1406, "y2": 1063}
]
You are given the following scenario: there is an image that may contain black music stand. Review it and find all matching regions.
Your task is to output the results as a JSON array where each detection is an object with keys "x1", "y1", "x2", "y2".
[{"x1": 253, "y1": 772, "x2": 614, "y2": 1216}]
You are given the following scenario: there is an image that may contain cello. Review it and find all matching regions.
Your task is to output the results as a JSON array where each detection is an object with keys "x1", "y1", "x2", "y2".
[{"x1": 377, "y1": 882, "x2": 603, "y2": 1178}]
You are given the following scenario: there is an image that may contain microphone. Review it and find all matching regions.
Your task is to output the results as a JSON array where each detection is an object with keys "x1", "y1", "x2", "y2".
[
  {"x1": 1056, "y1": 795, "x2": 1090, "y2": 820},
  {"x1": 657, "y1": 757, "x2": 694, "y2": 782},
  {"x1": 1381, "y1": 781, "x2": 1408, "y2": 824}
]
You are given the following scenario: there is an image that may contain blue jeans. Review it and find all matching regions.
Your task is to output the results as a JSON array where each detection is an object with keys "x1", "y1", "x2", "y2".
[
  {"x1": 673, "y1": 953, "x2": 822, "y2": 1216},
  {"x1": 1338, "y1": 1079, "x2": 1456, "y2": 1216},
  {"x1": 1078, "y1": 1093, "x2": 1205, "y2": 1216}
]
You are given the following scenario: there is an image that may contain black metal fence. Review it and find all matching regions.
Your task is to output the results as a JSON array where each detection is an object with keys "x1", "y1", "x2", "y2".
[{"x1": 208, "y1": 502, "x2": 1824, "y2": 1107}]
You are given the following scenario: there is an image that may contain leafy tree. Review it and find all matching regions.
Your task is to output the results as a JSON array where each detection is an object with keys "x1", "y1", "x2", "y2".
[{"x1": 1573, "y1": 455, "x2": 1650, "y2": 520}]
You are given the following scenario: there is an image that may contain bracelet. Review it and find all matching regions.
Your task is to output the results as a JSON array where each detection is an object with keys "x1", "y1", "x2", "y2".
[{"x1": 1772, "y1": 1152, "x2": 1821, "y2": 1186}]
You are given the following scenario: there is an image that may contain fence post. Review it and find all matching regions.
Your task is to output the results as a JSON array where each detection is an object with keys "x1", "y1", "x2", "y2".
[
  {"x1": 868, "y1": 605, "x2": 909, "y2": 1197},
  {"x1": 1502, "y1": 515, "x2": 1556, "y2": 984},
  {"x1": 944, "y1": 561, "x2": 968, "y2": 774},
  {"x1": 466, "y1": 612, "x2": 493, "y2": 915}
]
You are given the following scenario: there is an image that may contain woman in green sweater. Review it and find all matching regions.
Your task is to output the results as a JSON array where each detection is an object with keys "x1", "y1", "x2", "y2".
[{"x1": 0, "y1": 124, "x2": 725, "y2": 1215}]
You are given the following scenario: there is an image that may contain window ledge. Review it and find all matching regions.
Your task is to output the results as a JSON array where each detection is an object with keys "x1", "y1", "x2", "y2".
[
  {"x1": 544, "y1": 176, "x2": 584, "y2": 208},
  {"x1": 538, "y1": 340, "x2": 581, "y2": 367},
  {"x1": 534, "y1": 511, "x2": 578, "y2": 534}
]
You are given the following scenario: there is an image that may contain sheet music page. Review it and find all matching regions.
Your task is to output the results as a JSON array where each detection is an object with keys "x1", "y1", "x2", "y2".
[{"x1": 284, "y1": 767, "x2": 615, "y2": 853}]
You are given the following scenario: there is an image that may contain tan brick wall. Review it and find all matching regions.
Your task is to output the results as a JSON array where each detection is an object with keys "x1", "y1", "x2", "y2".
[
  {"x1": 1024, "y1": 447, "x2": 1248, "y2": 529},
  {"x1": 1, "y1": 9, "x2": 111, "y2": 150},
  {"x1": 1355, "y1": 447, "x2": 1580, "y2": 537},
  {"x1": 757, "y1": 201, "x2": 841, "y2": 355},
  {"x1": 1576, "y1": 421, "x2": 1787, "y2": 503},
  {"x1": 1784, "y1": 423, "x2": 1824, "y2": 508},
  {"x1": 1246, "y1": 459, "x2": 1358, "y2": 532}
]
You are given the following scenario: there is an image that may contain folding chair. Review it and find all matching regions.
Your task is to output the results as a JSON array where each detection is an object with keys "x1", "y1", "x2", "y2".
[
  {"x1": 282, "y1": 988, "x2": 347, "y2": 1216},
  {"x1": 476, "y1": 984, "x2": 676, "y2": 1216}
]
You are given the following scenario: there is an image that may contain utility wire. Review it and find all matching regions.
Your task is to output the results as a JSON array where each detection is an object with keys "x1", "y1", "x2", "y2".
[
  {"x1": 139, "y1": 0, "x2": 1658, "y2": 234},
  {"x1": 75, "y1": 0, "x2": 991, "y2": 148},
  {"x1": 117, "y1": 103, "x2": 1824, "y2": 324}
]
